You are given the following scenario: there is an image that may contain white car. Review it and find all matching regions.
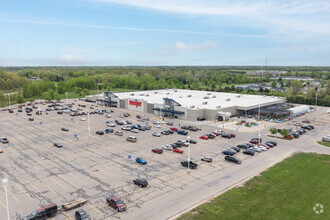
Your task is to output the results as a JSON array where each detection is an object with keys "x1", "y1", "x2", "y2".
[
  {"x1": 154, "y1": 124, "x2": 162, "y2": 128},
  {"x1": 121, "y1": 125, "x2": 131, "y2": 131},
  {"x1": 215, "y1": 130, "x2": 224, "y2": 134},
  {"x1": 162, "y1": 145, "x2": 173, "y2": 150},
  {"x1": 327, "y1": 110, "x2": 330, "y2": 114},
  {"x1": 293, "y1": 122, "x2": 303, "y2": 126},
  {"x1": 107, "y1": 122, "x2": 116, "y2": 127},
  {"x1": 152, "y1": 131, "x2": 161, "y2": 137},
  {"x1": 80, "y1": 118, "x2": 86, "y2": 121},
  {"x1": 130, "y1": 129, "x2": 139, "y2": 133},
  {"x1": 105, "y1": 114, "x2": 111, "y2": 118},
  {"x1": 322, "y1": 135, "x2": 330, "y2": 142},
  {"x1": 258, "y1": 145, "x2": 267, "y2": 151},
  {"x1": 250, "y1": 147, "x2": 262, "y2": 152},
  {"x1": 118, "y1": 114, "x2": 125, "y2": 118}
]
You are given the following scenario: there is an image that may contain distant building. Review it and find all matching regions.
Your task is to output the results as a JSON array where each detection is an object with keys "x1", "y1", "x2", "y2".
[
  {"x1": 29, "y1": 76, "x2": 41, "y2": 81},
  {"x1": 270, "y1": 76, "x2": 312, "y2": 81},
  {"x1": 247, "y1": 71, "x2": 287, "y2": 75}
]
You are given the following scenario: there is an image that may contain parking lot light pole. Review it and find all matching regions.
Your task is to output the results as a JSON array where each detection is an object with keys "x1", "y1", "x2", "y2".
[
  {"x1": 258, "y1": 104, "x2": 261, "y2": 142},
  {"x1": 8, "y1": 94, "x2": 11, "y2": 107},
  {"x1": 88, "y1": 112, "x2": 91, "y2": 137},
  {"x1": 187, "y1": 136, "x2": 191, "y2": 174},
  {"x1": 2, "y1": 179, "x2": 10, "y2": 220},
  {"x1": 65, "y1": 92, "x2": 68, "y2": 104}
]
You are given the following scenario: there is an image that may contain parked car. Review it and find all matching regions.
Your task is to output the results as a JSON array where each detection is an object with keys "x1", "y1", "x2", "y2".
[
  {"x1": 29, "y1": 118, "x2": 34, "y2": 121},
  {"x1": 96, "y1": 131, "x2": 104, "y2": 135},
  {"x1": 152, "y1": 131, "x2": 161, "y2": 137},
  {"x1": 249, "y1": 139, "x2": 261, "y2": 144},
  {"x1": 265, "y1": 141, "x2": 277, "y2": 146},
  {"x1": 201, "y1": 157, "x2": 212, "y2": 162},
  {"x1": 0, "y1": 137, "x2": 9, "y2": 144},
  {"x1": 154, "y1": 124, "x2": 162, "y2": 128},
  {"x1": 189, "y1": 127, "x2": 198, "y2": 131},
  {"x1": 61, "y1": 127, "x2": 69, "y2": 132},
  {"x1": 307, "y1": 125, "x2": 314, "y2": 129},
  {"x1": 187, "y1": 139, "x2": 197, "y2": 144},
  {"x1": 301, "y1": 125, "x2": 312, "y2": 130},
  {"x1": 249, "y1": 146, "x2": 262, "y2": 152},
  {"x1": 237, "y1": 144, "x2": 249, "y2": 149},
  {"x1": 80, "y1": 118, "x2": 86, "y2": 121},
  {"x1": 221, "y1": 133, "x2": 232, "y2": 139},
  {"x1": 207, "y1": 133, "x2": 216, "y2": 139},
  {"x1": 170, "y1": 127, "x2": 179, "y2": 132},
  {"x1": 199, "y1": 135, "x2": 209, "y2": 140},
  {"x1": 264, "y1": 142, "x2": 274, "y2": 148},
  {"x1": 177, "y1": 130, "x2": 188, "y2": 135},
  {"x1": 53, "y1": 143, "x2": 63, "y2": 148},
  {"x1": 302, "y1": 120, "x2": 310, "y2": 123},
  {"x1": 106, "y1": 196, "x2": 126, "y2": 212},
  {"x1": 115, "y1": 131, "x2": 123, "y2": 136},
  {"x1": 290, "y1": 131, "x2": 300, "y2": 138},
  {"x1": 24, "y1": 204, "x2": 58, "y2": 220},
  {"x1": 215, "y1": 130, "x2": 224, "y2": 134},
  {"x1": 166, "y1": 122, "x2": 173, "y2": 126},
  {"x1": 322, "y1": 136, "x2": 330, "y2": 142},
  {"x1": 225, "y1": 156, "x2": 242, "y2": 164},
  {"x1": 181, "y1": 125, "x2": 189, "y2": 130},
  {"x1": 222, "y1": 149, "x2": 236, "y2": 156},
  {"x1": 75, "y1": 209, "x2": 91, "y2": 220},
  {"x1": 229, "y1": 133, "x2": 236, "y2": 138},
  {"x1": 167, "y1": 130, "x2": 174, "y2": 134},
  {"x1": 181, "y1": 160, "x2": 198, "y2": 169},
  {"x1": 173, "y1": 148, "x2": 183, "y2": 154},
  {"x1": 243, "y1": 149, "x2": 255, "y2": 156},
  {"x1": 230, "y1": 146, "x2": 240, "y2": 152},
  {"x1": 133, "y1": 178, "x2": 148, "y2": 188},
  {"x1": 161, "y1": 130, "x2": 169, "y2": 135},
  {"x1": 127, "y1": 136, "x2": 137, "y2": 142},
  {"x1": 152, "y1": 148, "x2": 163, "y2": 154},
  {"x1": 136, "y1": 157, "x2": 147, "y2": 165},
  {"x1": 162, "y1": 145, "x2": 173, "y2": 151},
  {"x1": 285, "y1": 134, "x2": 294, "y2": 139},
  {"x1": 105, "y1": 128, "x2": 114, "y2": 134},
  {"x1": 130, "y1": 129, "x2": 139, "y2": 133}
]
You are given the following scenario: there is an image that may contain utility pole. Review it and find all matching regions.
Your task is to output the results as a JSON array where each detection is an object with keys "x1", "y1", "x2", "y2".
[
  {"x1": 65, "y1": 92, "x2": 68, "y2": 104},
  {"x1": 258, "y1": 104, "x2": 261, "y2": 142}
]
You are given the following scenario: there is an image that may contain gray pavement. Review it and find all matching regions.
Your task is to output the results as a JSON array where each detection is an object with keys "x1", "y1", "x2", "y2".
[{"x1": 0, "y1": 101, "x2": 329, "y2": 220}]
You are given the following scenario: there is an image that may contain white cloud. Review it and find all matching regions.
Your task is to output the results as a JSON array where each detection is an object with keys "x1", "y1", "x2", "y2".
[
  {"x1": 156, "y1": 40, "x2": 218, "y2": 55},
  {"x1": 286, "y1": 44, "x2": 307, "y2": 51},
  {"x1": 55, "y1": 55, "x2": 89, "y2": 65},
  {"x1": 66, "y1": 46, "x2": 93, "y2": 54},
  {"x1": 93, "y1": 0, "x2": 330, "y2": 37},
  {"x1": 175, "y1": 41, "x2": 217, "y2": 51}
]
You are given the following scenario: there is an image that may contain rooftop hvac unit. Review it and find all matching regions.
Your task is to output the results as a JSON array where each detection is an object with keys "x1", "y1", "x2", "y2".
[
  {"x1": 140, "y1": 94, "x2": 144, "y2": 96},
  {"x1": 174, "y1": 89, "x2": 177, "y2": 92},
  {"x1": 202, "y1": 101, "x2": 208, "y2": 105},
  {"x1": 236, "y1": 95, "x2": 241, "y2": 98},
  {"x1": 166, "y1": 93, "x2": 169, "y2": 95},
  {"x1": 146, "y1": 94, "x2": 149, "y2": 96},
  {"x1": 154, "y1": 92, "x2": 158, "y2": 94},
  {"x1": 216, "y1": 105, "x2": 221, "y2": 108},
  {"x1": 203, "y1": 96, "x2": 210, "y2": 99},
  {"x1": 187, "y1": 94, "x2": 191, "y2": 97},
  {"x1": 226, "y1": 98, "x2": 230, "y2": 101},
  {"x1": 207, "y1": 93, "x2": 211, "y2": 95},
  {"x1": 130, "y1": 93, "x2": 134, "y2": 96},
  {"x1": 179, "y1": 96, "x2": 182, "y2": 98},
  {"x1": 190, "y1": 105, "x2": 195, "y2": 108},
  {"x1": 212, "y1": 95, "x2": 216, "y2": 98}
]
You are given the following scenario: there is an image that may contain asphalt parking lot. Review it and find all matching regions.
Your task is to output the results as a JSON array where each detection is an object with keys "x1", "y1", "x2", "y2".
[{"x1": 1, "y1": 101, "x2": 329, "y2": 220}]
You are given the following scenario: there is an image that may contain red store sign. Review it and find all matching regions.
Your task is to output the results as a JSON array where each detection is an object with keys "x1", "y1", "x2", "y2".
[{"x1": 129, "y1": 100, "x2": 142, "y2": 107}]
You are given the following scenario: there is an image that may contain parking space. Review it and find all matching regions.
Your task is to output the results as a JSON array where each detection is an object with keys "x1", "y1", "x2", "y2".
[{"x1": 1, "y1": 101, "x2": 328, "y2": 219}]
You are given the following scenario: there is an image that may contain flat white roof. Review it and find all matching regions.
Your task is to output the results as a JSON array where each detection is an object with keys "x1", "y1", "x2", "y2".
[{"x1": 113, "y1": 89, "x2": 284, "y2": 110}]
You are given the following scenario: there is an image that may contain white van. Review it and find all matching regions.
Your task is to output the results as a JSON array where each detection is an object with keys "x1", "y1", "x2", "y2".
[{"x1": 127, "y1": 136, "x2": 137, "y2": 142}]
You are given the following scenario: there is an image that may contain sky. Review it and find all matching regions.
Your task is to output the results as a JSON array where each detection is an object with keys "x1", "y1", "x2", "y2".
[{"x1": 0, "y1": 0, "x2": 329, "y2": 66}]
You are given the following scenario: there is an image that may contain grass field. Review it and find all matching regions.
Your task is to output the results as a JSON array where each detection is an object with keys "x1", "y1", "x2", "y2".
[
  {"x1": 178, "y1": 153, "x2": 330, "y2": 220},
  {"x1": 317, "y1": 141, "x2": 330, "y2": 147}
]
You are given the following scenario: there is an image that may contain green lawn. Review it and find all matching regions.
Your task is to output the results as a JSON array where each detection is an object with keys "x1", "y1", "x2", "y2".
[
  {"x1": 178, "y1": 153, "x2": 330, "y2": 220},
  {"x1": 317, "y1": 141, "x2": 330, "y2": 148}
]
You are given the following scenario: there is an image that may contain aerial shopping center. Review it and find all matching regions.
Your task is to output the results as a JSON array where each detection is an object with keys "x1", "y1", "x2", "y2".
[{"x1": 85, "y1": 89, "x2": 286, "y2": 121}]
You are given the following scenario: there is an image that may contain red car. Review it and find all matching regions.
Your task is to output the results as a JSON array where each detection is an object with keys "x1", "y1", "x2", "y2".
[
  {"x1": 151, "y1": 148, "x2": 163, "y2": 154},
  {"x1": 170, "y1": 127, "x2": 179, "y2": 132},
  {"x1": 229, "y1": 133, "x2": 236, "y2": 138},
  {"x1": 211, "y1": 132, "x2": 220, "y2": 136},
  {"x1": 199, "y1": 135, "x2": 209, "y2": 140},
  {"x1": 136, "y1": 115, "x2": 141, "y2": 119},
  {"x1": 249, "y1": 139, "x2": 260, "y2": 144},
  {"x1": 259, "y1": 144, "x2": 269, "y2": 149},
  {"x1": 173, "y1": 148, "x2": 183, "y2": 154}
]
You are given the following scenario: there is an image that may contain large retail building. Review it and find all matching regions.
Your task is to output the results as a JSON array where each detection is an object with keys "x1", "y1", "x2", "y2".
[{"x1": 85, "y1": 89, "x2": 285, "y2": 121}]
